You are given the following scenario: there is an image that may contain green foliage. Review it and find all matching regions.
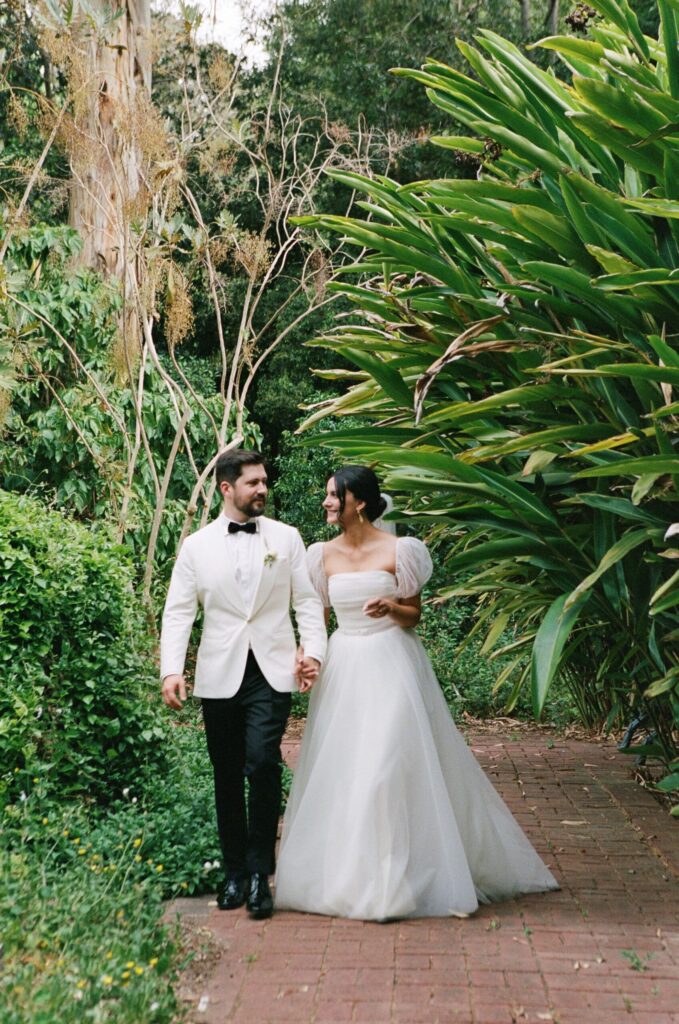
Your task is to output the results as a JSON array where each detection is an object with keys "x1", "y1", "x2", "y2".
[
  {"x1": 262, "y1": 0, "x2": 558, "y2": 182},
  {"x1": 417, "y1": 566, "x2": 525, "y2": 719},
  {"x1": 0, "y1": 800, "x2": 181, "y2": 1024},
  {"x1": 274, "y1": 414, "x2": 576, "y2": 721},
  {"x1": 295, "y1": 0, "x2": 679, "y2": 770},
  {"x1": 89, "y1": 722, "x2": 223, "y2": 898},
  {"x1": 0, "y1": 702, "x2": 298, "y2": 1021},
  {"x1": 0, "y1": 719, "x2": 235, "y2": 1024},
  {"x1": 273, "y1": 415, "x2": 348, "y2": 544},
  {"x1": 0, "y1": 4, "x2": 70, "y2": 224},
  {"x1": 0, "y1": 490, "x2": 167, "y2": 803},
  {"x1": 0, "y1": 224, "x2": 262, "y2": 584}
]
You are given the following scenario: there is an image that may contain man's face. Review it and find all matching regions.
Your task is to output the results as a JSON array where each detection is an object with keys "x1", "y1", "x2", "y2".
[{"x1": 222, "y1": 463, "x2": 268, "y2": 519}]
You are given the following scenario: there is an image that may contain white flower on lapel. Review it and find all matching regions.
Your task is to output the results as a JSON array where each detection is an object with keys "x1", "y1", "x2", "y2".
[{"x1": 263, "y1": 535, "x2": 278, "y2": 568}]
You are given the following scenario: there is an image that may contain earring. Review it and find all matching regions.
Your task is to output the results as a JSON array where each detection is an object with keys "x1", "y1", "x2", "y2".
[{"x1": 358, "y1": 509, "x2": 364, "y2": 524}]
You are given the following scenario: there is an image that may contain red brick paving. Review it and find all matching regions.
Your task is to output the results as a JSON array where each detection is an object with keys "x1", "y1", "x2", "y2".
[{"x1": 171, "y1": 727, "x2": 679, "y2": 1024}]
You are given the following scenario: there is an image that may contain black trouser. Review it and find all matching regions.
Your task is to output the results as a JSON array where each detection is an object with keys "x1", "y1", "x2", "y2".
[{"x1": 202, "y1": 651, "x2": 291, "y2": 877}]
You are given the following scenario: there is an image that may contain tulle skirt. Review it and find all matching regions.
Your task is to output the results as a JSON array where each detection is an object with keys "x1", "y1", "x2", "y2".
[{"x1": 275, "y1": 625, "x2": 558, "y2": 920}]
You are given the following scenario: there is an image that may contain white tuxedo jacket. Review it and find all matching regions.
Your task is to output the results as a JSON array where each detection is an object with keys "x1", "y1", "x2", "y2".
[{"x1": 160, "y1": 515, "x2": 327, "y2": 698}]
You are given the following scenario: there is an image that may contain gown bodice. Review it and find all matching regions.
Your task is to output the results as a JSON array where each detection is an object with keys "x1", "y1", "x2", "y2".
[{"x1": 328, "y1": 571, "x2": 400, "y2": 636}]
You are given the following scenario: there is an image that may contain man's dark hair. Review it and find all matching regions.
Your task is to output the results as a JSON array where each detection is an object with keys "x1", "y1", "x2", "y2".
[{"x1": 215, "y1": 449, "x2": 267, "y2": 487}]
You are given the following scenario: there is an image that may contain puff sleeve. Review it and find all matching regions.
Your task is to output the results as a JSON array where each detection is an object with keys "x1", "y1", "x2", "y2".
[
  {"x1": 395, "y1": 537, "x2": 433, "y2": 598},
  {"x1": 306, "y1": 542, "x2": 330, "y2": 607}
]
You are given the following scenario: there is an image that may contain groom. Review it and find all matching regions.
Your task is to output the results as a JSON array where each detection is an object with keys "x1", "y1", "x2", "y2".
[{"x1": 160, "y1": 448, "x2": 326, "y2": 918}]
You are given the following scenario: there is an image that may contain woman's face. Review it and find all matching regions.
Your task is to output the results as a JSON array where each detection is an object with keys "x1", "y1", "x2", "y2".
[{"x1": 322, "y1": 477, "x2": 364, "y2": 526}]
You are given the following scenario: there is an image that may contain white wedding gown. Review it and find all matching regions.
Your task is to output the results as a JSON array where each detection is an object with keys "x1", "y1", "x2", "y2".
[{"x1": 275, "y1": 537, "x2": 558, "y2": 920}]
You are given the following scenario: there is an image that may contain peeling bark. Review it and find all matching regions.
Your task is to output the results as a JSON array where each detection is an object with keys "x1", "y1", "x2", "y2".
[{"x1": 68, "y1": 0, "x2": 151, "y2": 358}]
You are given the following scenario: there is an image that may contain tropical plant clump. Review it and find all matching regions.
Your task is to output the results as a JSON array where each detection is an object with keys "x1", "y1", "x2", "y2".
[{"x1": 297, "y1": 0, "x2": 679, "y2": 802}]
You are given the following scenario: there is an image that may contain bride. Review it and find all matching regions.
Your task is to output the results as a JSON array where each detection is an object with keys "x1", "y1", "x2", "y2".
[{"x1": 274, "y1": 465, "x2": 558, "y2": 920}]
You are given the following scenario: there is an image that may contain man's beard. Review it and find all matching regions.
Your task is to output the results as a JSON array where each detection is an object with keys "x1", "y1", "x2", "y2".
[{"x1": 236, "y1": 495, "x2": 266, "y2": 519}]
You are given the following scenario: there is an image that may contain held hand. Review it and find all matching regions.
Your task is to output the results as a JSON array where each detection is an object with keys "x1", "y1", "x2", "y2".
[
  {"x1": 294, "y1": 646, "x2": 305, "y2": 689},
  {"x1": 161, "y1": 673, "x2": 188, "y2": 709},
  {"x1": 297, "y1": 657, "x2": 321, "y2": 693},
  {"x1": 362, "y1": 597, "x2": 393, "y2": 619}
]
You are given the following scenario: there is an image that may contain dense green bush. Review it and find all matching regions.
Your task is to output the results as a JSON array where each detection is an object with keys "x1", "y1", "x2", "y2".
[
  {"x1": 297, "y1": 1, "x2": 679, "y2": 787},
  {"x1": 0, "y1": 490, "x2": 167, "y2": 803}
]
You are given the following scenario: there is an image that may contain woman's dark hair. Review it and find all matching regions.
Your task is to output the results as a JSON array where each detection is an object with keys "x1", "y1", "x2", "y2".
[{"x1": 332, "y1": 465, "x2": 387, "y2": 523}]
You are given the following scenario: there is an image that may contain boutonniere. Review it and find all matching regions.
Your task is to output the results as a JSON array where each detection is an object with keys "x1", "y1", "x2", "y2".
[{"x1": 263, "y1": 536, "x2": 278, "y2": 568}]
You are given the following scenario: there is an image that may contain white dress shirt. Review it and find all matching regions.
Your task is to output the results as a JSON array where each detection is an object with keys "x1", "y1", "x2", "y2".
[{"x1": 222, "y1": 513, "x2": 261, "y2": 612}]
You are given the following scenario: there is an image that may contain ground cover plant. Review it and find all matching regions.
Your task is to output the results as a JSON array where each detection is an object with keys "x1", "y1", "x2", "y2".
[{"x1": 296, "y1": 0, "x2": 679, "y2": 803}]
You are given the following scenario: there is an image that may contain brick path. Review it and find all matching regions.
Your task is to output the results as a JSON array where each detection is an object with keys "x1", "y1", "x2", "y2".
[{"x1": 171, "y1": 726, "x2": 679, "y2": 1024}]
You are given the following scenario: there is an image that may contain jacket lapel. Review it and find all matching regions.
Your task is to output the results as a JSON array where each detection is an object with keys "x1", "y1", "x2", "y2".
[{"x1": 249, "y1": 517, "x2": 277, "y2": 616}]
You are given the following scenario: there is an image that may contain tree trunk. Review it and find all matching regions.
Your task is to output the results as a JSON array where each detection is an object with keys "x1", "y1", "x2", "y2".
[
  {"x1": 519, "y1": 0, "x2": 531, "y2": 37},
  {"x1": 68, "y1": 0, "x2": 151, "y2": 363},
  {"x1": 545, "y1": 0, "x2": 559, "y2": 36}
]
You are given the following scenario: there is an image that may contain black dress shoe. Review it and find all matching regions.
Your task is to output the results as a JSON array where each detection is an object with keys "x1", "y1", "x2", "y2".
[
  {"x1": 217, "y1": 873, "x2": 248, "y2": 911},
  {"x1": 247, "y1": 873, "x2": 273, "y2": 919}
]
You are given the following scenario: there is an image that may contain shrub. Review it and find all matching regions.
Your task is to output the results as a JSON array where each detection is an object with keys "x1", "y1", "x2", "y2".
[
  {"x1": 296, "y1": 1, "x2": 679, "y2": 779},
  {"x1": 0, "y1": 490, "x2": 167, "y2": 804}
]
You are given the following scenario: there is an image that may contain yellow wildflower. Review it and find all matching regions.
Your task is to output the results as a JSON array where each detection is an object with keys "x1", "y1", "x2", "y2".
[
  {"x1": 156, "y1": 864, "x2": 164, "y2": 873},
  {"x1": 125, "y1": 961, "x2": 135, "y2": 969},
  {"x1": 134, "y1": 967, "x2": 144, "y2": 976},
  {"x1": 102, "y1": 975, "x2": 113, "y2": 986},
  {"x1": 134, "y1": 855, "x2": 142, "y2": 863},
  {"x1": 133, "y1": 838, "x2": 142, "y2": 848},
  {"x1": 121, "y1": 970, "x2": 131, "y2": 980},
  {"x1": 42, "y1": 817, "x2": 49, "y2": 825},
  {"x1": 76, "y1": 980, "x2": 86, "y2": 990},
  {"x1": 149, "y1": 958, "x2": 158, "y2": 967},
  {"x1": 105, "y1": 952, "x2": 113, "y2": 959}
]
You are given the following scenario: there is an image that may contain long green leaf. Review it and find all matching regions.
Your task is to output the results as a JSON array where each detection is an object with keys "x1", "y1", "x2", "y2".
[
  {"x1": 531, "y1": 593, "x2": 588, "y2": 717},
  {"x1": 564, "y1": 529, "x2": 655, "y2": 608},
  {"x1": 577, "y1": 456, "x2": 679, "y2": 478},
  {"x1": 659, "y1": 1, "x2": 679, "y2": 99}
]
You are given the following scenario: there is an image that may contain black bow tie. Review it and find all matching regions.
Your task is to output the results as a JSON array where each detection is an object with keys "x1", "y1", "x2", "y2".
[{"x1": 228, "y1": 520, "x2": 257, "y2": 534}]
